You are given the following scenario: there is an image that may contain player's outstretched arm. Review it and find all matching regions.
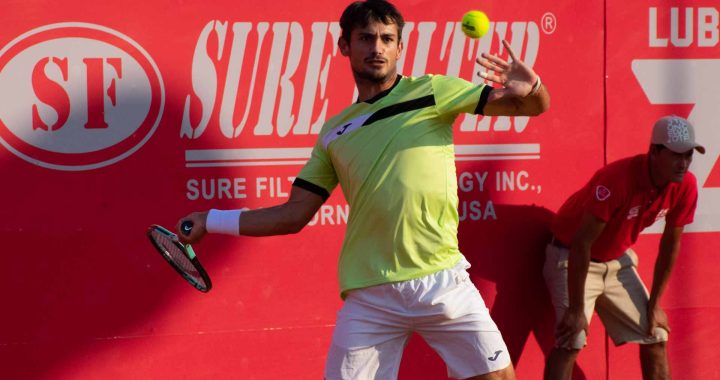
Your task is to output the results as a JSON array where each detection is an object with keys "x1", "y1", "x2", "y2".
[
  {"x1": 176, "y1": 185, "x2": 325, "y2": 243},
  {"x1": 478, "y1": 39, "x2": 550, "y2": 116}
]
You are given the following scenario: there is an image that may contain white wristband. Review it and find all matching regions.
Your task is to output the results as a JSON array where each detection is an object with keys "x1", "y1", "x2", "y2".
[
  {"x1": 530, "y1": 75, "x2": 542, "y2": 96},
  {"x1": 206, "y1": 209, "x2": 242, "y2": 236}
]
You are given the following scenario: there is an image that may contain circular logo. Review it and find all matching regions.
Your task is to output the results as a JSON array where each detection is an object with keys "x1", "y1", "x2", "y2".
[
  {"x1": 0, "y1": 23, "x2": 164, "y2": 170},
  {"x1": 541, "y1": 12, "x2": 557, "y2": 35}
]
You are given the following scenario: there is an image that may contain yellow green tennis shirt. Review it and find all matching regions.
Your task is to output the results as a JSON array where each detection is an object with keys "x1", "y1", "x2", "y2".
[{"x1": 294, "y1": 74, "x2": 492, "y2": 297}]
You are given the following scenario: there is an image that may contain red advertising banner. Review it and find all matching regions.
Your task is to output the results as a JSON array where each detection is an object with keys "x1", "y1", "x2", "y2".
[{"x1": 3, "y1": 0, "x2": 716, "y2": 379}]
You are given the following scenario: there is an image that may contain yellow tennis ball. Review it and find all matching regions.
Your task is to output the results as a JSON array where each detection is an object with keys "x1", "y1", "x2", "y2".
[{"x1": 461, "y1": 10, "x2": 490, "y2": 39}]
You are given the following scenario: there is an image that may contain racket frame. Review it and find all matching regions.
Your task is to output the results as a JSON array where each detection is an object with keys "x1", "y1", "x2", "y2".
[{"x1": 146, "y1": 224, "x2": 212, "y2": 292}]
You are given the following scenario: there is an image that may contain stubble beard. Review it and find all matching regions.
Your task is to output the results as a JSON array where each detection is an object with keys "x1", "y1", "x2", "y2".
[{"x1": 354, "y1": 66, "x2": 396, "y2": 85}]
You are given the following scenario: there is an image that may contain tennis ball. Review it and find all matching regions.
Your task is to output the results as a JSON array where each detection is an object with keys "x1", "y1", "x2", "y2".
[{"x1": 461, "y1": 10, "x2": 490, "y2": 39}]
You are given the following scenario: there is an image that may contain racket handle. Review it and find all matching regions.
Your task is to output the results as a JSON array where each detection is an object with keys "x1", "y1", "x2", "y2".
[{"x1": 180, "y1": 221, "x2": 194, "y2": 236}]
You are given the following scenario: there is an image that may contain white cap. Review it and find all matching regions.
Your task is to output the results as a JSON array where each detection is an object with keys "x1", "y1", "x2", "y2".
[{"x1": 651, "y1": 115, "x2": 705, "y2": 154}]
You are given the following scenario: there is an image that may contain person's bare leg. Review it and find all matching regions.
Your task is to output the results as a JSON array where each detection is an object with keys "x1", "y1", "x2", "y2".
[
  {"x1": 465, "y1": 363, "x2": 516, "y2": 380},
  {"x1": 640, "y1": 342, "x2": 670, "y2": 380},
  {"x1": 544, "y1": 347, "x2": 580, "y2": 380}
]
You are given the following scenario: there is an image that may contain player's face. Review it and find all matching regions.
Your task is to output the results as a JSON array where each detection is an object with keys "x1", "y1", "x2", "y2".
[
  {"x1": 653, "y1": 147, "x2": 693, "y2": 184},
  {"x1": 340, "y1": 21, "x2": 402, "y2": 84}
]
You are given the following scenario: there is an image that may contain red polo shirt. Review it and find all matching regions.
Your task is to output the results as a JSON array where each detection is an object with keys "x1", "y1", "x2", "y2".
[{"x1": 551, "y1": 154, "x2": 698, "y2": 262}]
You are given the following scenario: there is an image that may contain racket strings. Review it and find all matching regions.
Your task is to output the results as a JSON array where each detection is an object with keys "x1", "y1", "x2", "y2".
[{"x1": 151, "y1": 231, "x2": 204, "y2": 282}]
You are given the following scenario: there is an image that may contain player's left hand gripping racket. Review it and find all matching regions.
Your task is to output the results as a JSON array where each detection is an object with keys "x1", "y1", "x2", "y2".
[{"x1": 146, "y1": 221, "x2": 212, "y2": 292}]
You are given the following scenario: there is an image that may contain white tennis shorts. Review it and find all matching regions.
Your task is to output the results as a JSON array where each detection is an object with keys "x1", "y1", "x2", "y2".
[{"x1": 324, "y1": 257, "x2": 511, "y2": 380}]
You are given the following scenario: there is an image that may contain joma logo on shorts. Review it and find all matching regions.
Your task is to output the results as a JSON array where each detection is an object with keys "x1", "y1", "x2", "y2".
[{"x1": 488, "y1": 350, "x2": 503, "y2": 361}]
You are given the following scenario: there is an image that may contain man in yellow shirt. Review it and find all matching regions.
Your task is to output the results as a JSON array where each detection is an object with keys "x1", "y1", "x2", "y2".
[{"x1": 178, "y1": 1, "x2": 550, "y2": 378}]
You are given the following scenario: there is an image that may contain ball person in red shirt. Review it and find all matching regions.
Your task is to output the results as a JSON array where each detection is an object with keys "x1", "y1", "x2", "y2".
[{"x1": 543, "y1": 115, "x2": 704, "y2": 380}]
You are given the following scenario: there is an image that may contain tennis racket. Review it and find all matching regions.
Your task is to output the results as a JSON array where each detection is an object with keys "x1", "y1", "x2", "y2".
[{"x1": 146, "y1": 221, "x2": 212, "y2": 292}]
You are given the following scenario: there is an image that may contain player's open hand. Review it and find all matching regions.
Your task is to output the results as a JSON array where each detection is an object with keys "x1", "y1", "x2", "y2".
[{"x1": 476, "y1": 39, "x2": 538, "y2": 100}]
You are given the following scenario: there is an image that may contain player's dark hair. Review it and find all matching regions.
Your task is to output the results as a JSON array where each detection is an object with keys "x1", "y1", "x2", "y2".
[{"x1": 339, "y1": 0, "x2": 405, "y2": 43}]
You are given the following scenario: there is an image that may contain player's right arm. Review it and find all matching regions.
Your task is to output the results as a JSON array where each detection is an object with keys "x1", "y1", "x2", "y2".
[
  {"x1": 238, "y1": 185, "x2": 325, "y2": 236},
  {"x1": 556, "y1": 212, "x2": 606, "y2": 348},
  {"x1": 178, "y1": 116, "x2": 338, "y2": 244},
  {"x1": 177, "y1": 185, "x2": 325, "y2": 244}
]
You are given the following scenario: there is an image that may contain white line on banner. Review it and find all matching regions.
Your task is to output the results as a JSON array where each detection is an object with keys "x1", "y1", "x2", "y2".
[
  {"x1": 185, "y1": 144, "x2": 541, "y2": 167},
  {"x1": 454, "y1": 144, "x2": 540, "y2": 155},
  {"x1": 456, "y1": 155, "x2": 540, "y2": 161},
  {"x1": 186, "y1": 148, "x2": 313, "y2": 161},
  {"x1": 186, "y1": 160, "x2": 309, "y2": 168}
]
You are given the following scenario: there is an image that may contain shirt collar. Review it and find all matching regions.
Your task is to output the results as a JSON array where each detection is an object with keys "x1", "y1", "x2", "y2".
[
  {"x1": 635, "y1": 154, "x2": 672, "y2": 192},
  {"x1": 637, "y1": 154, "x2": 655, "y2": 191}
]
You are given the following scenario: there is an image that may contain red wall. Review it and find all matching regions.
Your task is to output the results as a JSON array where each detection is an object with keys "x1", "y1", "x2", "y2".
[{"x1": 0, "y1": 0, "x2": 718, "y2": 379}]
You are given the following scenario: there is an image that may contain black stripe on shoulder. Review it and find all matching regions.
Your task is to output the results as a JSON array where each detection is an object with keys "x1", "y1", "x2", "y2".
[
  {"x1": 474, "y1": 85, "x2": 494, "y2": 115},
  {"x1": 293, "y1": 178, "x2": 330, "y2": 201},
  {"x1": 362, "y1": 95, "x2": 436, "y2": 126}
]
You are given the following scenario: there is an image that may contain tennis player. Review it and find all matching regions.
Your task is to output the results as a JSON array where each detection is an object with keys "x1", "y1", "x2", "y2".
[{"x1": 178, "y1": 1, "x2": 550, "y2": 378}]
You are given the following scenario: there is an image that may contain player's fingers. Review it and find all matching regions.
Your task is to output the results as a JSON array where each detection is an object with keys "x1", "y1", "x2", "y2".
[
  {"x1": 647, "y1": 319, "x2": 657, "y2": 335},
  {"x1": 475, "y1": 57, "x2": 502, "y2": 73},
  {"x1": 558, "y1": 328, "x2": 583, "y2": 350},
  {"x1": 480, "y1": 53, "x2": 510, "y2": 70},
  {"x1": 555, "y1": 332, "x2": 570, "y2": 349},
  {"x1": 502, "y1": 39, "x2": 519, "y2": 62},
  {"x1": 479, "y1": 63, "x2": 504, "y2": 75},
  {"x1": 556, "y1": 321, "x2": 578, "y2": 341},
  {"x1": 175, "y1": 218, "x2": 186, "y2": 234},
  {"x1": 653, "y1": 321, "x2": 671, "y2": 335},
  {"x1": 175, "y1": 220, "x2": 186, "y2": 238},
  {"x1": 556, "y1": 325, "x2": 570, "y2": 340},
  {"x1": 183, "y1": 228, "x2": 202, "y2": 244},
  {"x1": 478, "y1": 71, "x2": 504, "y2": 84}
]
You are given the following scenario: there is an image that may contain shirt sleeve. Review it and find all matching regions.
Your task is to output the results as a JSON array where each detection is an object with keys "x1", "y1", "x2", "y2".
[
  {"x1": 583, "y1": 170, "x2": 625, "y2": 223},
  {"x1": 665, "y1": 172, "x2": 698, "y2": 227},
  {"x1": 431, "y1": 75, "x2": 492, "y2": 117},
  {"x1": 294, "y1": 135, "x2": 338, "y2": 201}
]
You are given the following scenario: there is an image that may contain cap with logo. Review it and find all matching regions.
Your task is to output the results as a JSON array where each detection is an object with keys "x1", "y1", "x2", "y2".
[{"x1": 651, "y1": 115, "x2": 705, "y2": 154}]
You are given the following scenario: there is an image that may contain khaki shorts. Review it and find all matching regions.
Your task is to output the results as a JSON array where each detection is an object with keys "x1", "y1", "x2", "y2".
[
  {"x1": 543, "y1": 243, "x2": 669, "y2": 349},
  {"x1": 324, "y1": 257, "x2": 511, "y2": 380}
]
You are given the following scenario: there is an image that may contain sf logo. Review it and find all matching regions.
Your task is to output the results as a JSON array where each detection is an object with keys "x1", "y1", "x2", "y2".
[
  {"x1": 0, "y1": 23, "x2": 164, "y2": 170},
  {"x1": 31, "y1": 56, "x2": 123, "y2": 131}
]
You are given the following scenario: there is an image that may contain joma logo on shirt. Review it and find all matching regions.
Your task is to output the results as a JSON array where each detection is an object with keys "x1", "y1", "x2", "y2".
[
  {"x1": 322, "y1": 113, "x2": 372, "y2": 148},
  {"x1": 336, "y1": 123, "x2": 352, "y2": 135}
]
